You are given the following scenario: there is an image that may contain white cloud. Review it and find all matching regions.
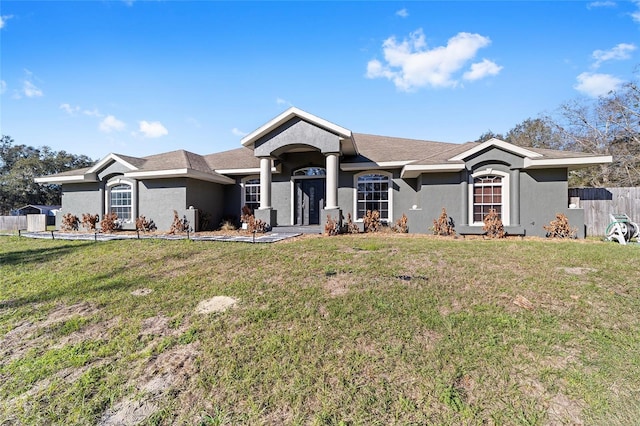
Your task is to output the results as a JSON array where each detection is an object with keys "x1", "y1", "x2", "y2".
[
  {"x1": 463, "y1": 59, "x2": 503, "y2": 81},
  {"x1": 83, "y1": 108, "x2": 102, "y2": 117},
  {"x1": 396, "y1": 8, "x2": 409, "y2": 18},
  {"x1": 99, "y1": 115, "x2": 126, "y2": 133},
  {"x1": 0, "y1": 15, "x2": 13, "y2": 29},
  {"x1": 232, "y1": 128, "x2": 248, "y2": 137},
  {"x1": 574, "y1": 72, "x2": 623, "y2": 97},
  {"x1": 592, "y1": 43, "x2": 636, "y2": 68},
  {"x1": 366, "y1": 29, "x2": 499, "y2": 91},
  {"x1": 276, "y1": 97, "x2": 292, "y2": 106},
  {"x1": 587, "y1": 1, "x2": 616, "y2": 9},
  {"x1": 632, "y1": 1, "x2": 640, "y2": 22},
  {"x1": 138, "y1": 120, "x2": 168, "y2": 138},
  {"x1": 23, "y1": 80, "x2": 43, "y2": 98},
  {"x1": 60, "y1": 103, "x2": 80, "y2": 115},
  {"x1": 0, "y1": 80, "x2": 5, "y2": 95}
]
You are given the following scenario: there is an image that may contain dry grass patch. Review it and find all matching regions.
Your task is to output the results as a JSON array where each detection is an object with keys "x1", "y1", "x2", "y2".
[{"x1": 2, "y1": 235, "x2": 640, "y2": 424}]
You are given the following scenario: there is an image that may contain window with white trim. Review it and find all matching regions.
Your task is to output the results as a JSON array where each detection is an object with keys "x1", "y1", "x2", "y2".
[
  {"x1": 469, "y1": 169, "x2": 509, "y2": 225},
  {"x1": 355, "y1": 172, "x2": 391, "y2": 221},
  {"x1": 109, "y1": 183, "x2": 132, "y2": 221},
  {"x1": 243, "y1": 178, "x2": 260, "y2": 213},
  {"x1": 473, "y1": 175, "x2": 502, "y2": 222}
]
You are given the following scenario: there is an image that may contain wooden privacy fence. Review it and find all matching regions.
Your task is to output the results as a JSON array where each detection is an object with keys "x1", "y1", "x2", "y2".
[
  {"x1": 569, "y1": 187, "x2": 640, "y2": 236},
  {"x1": 0, "y1": 216, "x2": 27, "y2": 231}
]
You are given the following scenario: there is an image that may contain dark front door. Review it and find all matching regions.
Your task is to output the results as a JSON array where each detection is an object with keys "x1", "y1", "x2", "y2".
[{"x1": 295, "y1": 179, "x2": 325, "y2": 225}]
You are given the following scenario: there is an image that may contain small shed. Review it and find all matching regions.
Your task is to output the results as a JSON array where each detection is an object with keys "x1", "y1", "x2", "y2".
[{"x1": 13, "y1": 205, "x2": 61, "y2": 226}]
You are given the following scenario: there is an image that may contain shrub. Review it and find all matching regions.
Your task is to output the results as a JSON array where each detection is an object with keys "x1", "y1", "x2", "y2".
[
  {"x1": 219, "y1": 220, "x2": 237, "y2": 231},
  {"x1": 239, "y1": 206, "x2": 266, "y2": 233},
  {"x1": 431, "y1": 208, "x2": 455, "y2": 236},
  {"x1": 61, "y1": 213, "x2": 79, "y2": 231},
  {"x1": 483, "y1": 209, "x2": 505, "y2": 238},
  {"x1": 80, "y1": 213, "x2": 99, "y2": 231},
  {"x1": 344, "y1": 213, "x2": 360, "y2": 234},
  {"x1": 169, "y1": 210, "x2": 190, "y2": 234},
  {"x1": 392, "y1": 213, "x2": 409, "y2": 233},
  {"x1": 324, "y1": 215, "x2": 340, "y2": 236},
  {"x1": 100, "y1": 212, "x2": 119, "y2": 233},
  {"x1": 135, "y1": 215, "x2": 156, "y2": 232},
  {"x1": 363, "y1": 210, "x2": 381, "y2": 233},
  {"x1": 544, "y1": 213, "x2": 577, "y2": 238}
]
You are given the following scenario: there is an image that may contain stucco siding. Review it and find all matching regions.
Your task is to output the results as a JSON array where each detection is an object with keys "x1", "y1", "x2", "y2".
[
  {"x1": 520, "y1": 168, "x2": 575, "y2": 237},
  {"x1": 97, "y1": 162, "x2": 132, "y2": 181},
  {"x1": 138, "y1": 178, "x2": 187, "y2": 231},
  {"x1": 185, "y1": 179, "x2": 225, "y2": 230},
  {"x1": 254, "y1": 119, "x2": 341, "y2": 157},
  {"x1": 465, "y1": 148, "x2": 525, "y2": 171},
  {"x1": 406, "y1": 173, "x2": 462, "y2": 234},
  {"x1": 57, "y1": 183, "x2": 102, "y2": 228}
]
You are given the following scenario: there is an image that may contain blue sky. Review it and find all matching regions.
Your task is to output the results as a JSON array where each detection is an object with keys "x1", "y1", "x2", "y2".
[{"x1": 1, "y1": 1, "x2": 639, "y2": 160}]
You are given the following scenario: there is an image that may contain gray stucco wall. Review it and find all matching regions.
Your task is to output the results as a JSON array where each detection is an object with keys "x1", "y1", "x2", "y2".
[
  {"x1": 519, "y1": 168, "x2": 576, "y2": 237},
  {"x1": 185, "y1": 179, "x2": 225, "y2": 230},
  {"x1": 98, "y1": 161, "x2": 132, "y2": 181},
  {"x1": 57, "y1": 183, "x2": 103, "y2": 229},
  {"x1": 405, "y1": 172, "x2": 462, "y2": 234},
  {"x1": 254, "y1": 119, "x2": 341, "y2": 157},
  {"x1": 138, "y1": 179, "x2": 188, "y2": 231}
]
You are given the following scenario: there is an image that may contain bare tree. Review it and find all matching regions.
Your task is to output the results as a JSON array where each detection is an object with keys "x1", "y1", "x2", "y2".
[{"x1": 554, "y1": 77, "x2": 640, "y2": 187}]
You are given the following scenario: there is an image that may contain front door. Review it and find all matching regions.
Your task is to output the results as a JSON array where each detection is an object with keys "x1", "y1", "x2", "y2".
[{"x1": 295, "y1": 179, "x2": 325, "y2": 225}]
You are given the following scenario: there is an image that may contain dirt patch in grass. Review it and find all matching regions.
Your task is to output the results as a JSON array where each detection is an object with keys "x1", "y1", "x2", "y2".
[
  {"x1": 42, "y1": 302, "x2": 99, "y2": 326},
  {"x1": 547, "y1": 392, "x2": 584, "y2": 425},
  {"x1": 1, "y1": 302, "x2": 102, "y2": 363},
  {"x1": 98, "y1": 399, "x2": 158, "y2": 426},
  {"x1": 54, "y1": 316, "x2": 120, "y2": 348},
  {"x1": 139, "y1": 314, "x2": 174, "y2": 337},
  {"x1": 100, "y1": 342, "x2": 200, "y2": 426},
  {"x1": 131, "y1": 288, "x2": 153, "y2": 296},
  {"x1": 560, "y1": 266, "x2": 598, "y2": 275},
  {"x1": 195, "y1": 296, "x2": 238, "y2": 314},
  {"x1": 324, "y1": 273, "x2": 354, "y2": 297}
]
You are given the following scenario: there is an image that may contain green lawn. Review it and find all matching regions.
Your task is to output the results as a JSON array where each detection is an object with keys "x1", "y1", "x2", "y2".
[{"x1": 1, "y1": 235, "x2": 639, "y2": 425}]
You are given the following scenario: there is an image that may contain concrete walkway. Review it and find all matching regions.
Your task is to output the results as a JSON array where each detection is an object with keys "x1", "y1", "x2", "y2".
[{"x1": 12, "y1": 230, "x2": 301, "y2": 243}]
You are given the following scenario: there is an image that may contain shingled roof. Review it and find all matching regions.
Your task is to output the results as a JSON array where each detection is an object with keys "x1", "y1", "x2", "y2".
[{"x1": 37, "y1": 129, "x2": 611, "y2": 185}]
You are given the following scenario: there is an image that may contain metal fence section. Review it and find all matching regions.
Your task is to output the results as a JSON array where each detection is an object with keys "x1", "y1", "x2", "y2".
[{"x1": 569, "y1": 187, "x2": 640, "y2": 236}]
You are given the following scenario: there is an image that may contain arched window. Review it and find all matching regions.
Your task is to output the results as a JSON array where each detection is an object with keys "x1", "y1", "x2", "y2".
[
  {"x1": 293, "y1": 167, "x2": 326, "y2": 176},
  {"x1": 242, "y1": 177, "x2": 260, "y2": 213},
  {"x1": 469, "y1": 169, "x2": 509, "y2": 225},
  {"x1": 108, "y1": 183, "x2": 132, "y2": 221},
  {"x1": 355, "y1": 172, "x2": 392, "y2": 221}
]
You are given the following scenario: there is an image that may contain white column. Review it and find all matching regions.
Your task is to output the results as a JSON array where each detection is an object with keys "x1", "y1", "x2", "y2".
[
  {"x1": 259, "y1": 157, "x2": 272, "y2": 209},
  {"x1": 325, "y1": 153, "x2": 339, "y2": 209}
]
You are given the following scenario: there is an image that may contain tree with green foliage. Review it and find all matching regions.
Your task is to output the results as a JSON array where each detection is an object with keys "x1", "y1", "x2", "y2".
[{"x1": 0, "y1": 135, "x2": 94, "y2": 214}]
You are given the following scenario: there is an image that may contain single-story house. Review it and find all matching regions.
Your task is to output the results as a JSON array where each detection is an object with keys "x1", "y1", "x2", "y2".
[{"x1": 36, "y1": 107, "x2": 611, "y2": 237}]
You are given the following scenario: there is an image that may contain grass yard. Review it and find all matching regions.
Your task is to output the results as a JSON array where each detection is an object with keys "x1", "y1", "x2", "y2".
[{"x1": 1, "y1": 234, "x2": 639, "y2": 425}]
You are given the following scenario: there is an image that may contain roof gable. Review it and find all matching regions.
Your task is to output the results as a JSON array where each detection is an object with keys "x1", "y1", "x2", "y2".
[
  {"x1": 87, "y1": 153, "x2": 143, "y2": 174},
  {"x1": 241, "y1": 107, "x2": 356, "y2": 155},
  {"x1": 448, "y1": 138, "x2": 543, "y2": 161}
]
